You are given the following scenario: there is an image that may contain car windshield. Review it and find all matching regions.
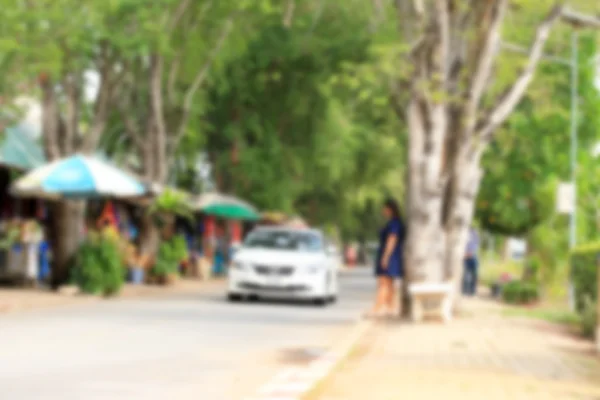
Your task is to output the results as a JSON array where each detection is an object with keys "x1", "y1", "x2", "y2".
[{"x1": 244, "y1": 230, "x2": 323, "y2": 252}]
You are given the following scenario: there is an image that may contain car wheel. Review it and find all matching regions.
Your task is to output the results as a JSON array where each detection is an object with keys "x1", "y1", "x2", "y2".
[{"x1": 227, "y1": 293, "x2": 243, "y2": 302}]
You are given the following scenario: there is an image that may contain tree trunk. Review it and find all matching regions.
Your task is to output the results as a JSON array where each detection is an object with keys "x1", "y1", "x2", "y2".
[
  {"x1": 400, "y1": 278, "x2": 411, "y2": 318},
  {"x1": 50, "y1": 200, "x2": 85, "y2": 289},
  {"x1": 357, "y1": 235, "x2": 367, "y2": 265},
  {"x1": 139, "y1": 212, "x2": 160, "y2": 261},
  {"x1": 404, "y1": 97, "x2": 447, "y2": 284},
  {"x1": 395, "y1": 1, "x2": 600, "y2": 319}
]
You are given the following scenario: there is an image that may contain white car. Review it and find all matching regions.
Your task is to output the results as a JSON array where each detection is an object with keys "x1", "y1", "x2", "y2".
[{"x1": 227, "y1": 227, "x2": 339, "y2": 305}]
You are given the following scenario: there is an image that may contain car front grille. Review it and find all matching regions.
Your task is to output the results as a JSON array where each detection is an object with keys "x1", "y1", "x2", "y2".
[
  {"x1": 254, "y1": 265, "x2": 294, "y2": 276},
  {"x1": 239, "y1": 282, "x2": 308, "y2": 292}
]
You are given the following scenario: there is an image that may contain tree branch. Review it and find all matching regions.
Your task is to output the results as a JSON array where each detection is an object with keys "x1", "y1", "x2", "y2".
[
  {"x1": 150, "y1": 54, "x2": 168, "y2": 182},
  {"x1": 167, "y1": 52, "x2": 183, "y2": 105},
  {"x1": 63, "y1": 72, "x2": 81, "y2": 155},
  {"x1": 561, "y1": 7, "x2": 600, "y2": 29},
  {"x1": 168, "y1": 0, "x2": 192, "y2": 33},
  {"x1": 395, "y1": 0, "x2": 425, "y2": 43},
  {"x1": 115, "y1": 80, "x2": 146, "y2": 151},
  {"x1": 172, "y1": 16, "x2": 234, "y2": 146},
  {"x1": 389, "y1": 78, "x2": 407, "y2": 124},
  {"x1": 476, "y1": 4, "x2": 564, "y2": 142},
  {"x1": 463, "y1": 0, "x2": 507, "y2": 135},
  {"x1": 283, "y1": 0, "x2": 295, "y2": 28},
  {"x1": 40, "y1": 77, "x2": 62, "y2": 161},
  {"x1": 371, "y1": 0, "x2": 384, "y2": 26},
  {"x1": 82, "y1": 44, "x2": 116, "y2": 153},
  {"x1": 167, "y1": 1, "x2": 212, "y2": 104},
  {"x1": 433, "y1": 0, "x2": 450, "y2": 87}
]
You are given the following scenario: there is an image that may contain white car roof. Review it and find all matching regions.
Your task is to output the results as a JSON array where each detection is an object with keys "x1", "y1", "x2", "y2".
[{"x1": 252, "y1": 226, "x2": 323, "y2": 236}]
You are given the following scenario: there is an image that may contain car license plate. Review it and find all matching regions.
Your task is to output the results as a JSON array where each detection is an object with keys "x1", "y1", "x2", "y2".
[{"x1": 268, "y1": 275, "x2": 282, "y2": 286}]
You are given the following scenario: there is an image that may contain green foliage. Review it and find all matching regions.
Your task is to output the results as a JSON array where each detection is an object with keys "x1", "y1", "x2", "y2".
[
  {"x1": 0, "y1": 224, "x2": 21, "y2": 250},
  {"x1": 203, "y1": 6, "x2": 404, "y2": 236},
  {"x1": 502, "y1": 307, "x2": 581, "y2": 327},
  {"x1": 502, "y1": 281, "x2": 540, "y2": 305},
  {"x1": 148, "y1": 189, "x2": 194, "y2": 226},
  {"x1": 71, "y1": 234, "x2": 125, "y2": 296},
  {"x1": 477, "y1": 34, "x2": 600, "y2": 238},
  {"x1": 523, "y1": 254, "x2": 542, "y2": 284},
  {"x1": 569, "y1": 241, "x2": 600, "y2": 312},
  {"x1": 580, "y1": 295, "x2": 597, "y2": 339},
  {"x1": 152, "y1": 235, "x2": 188, "y2": 278},
  {"x1": 480, "y1": 259, "x2": 523, "y2": 288}
]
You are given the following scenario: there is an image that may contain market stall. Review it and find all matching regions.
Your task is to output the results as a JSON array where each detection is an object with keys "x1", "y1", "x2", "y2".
[
  {"x1": 9, "y1": 154, "x2": 146, "y2": 287},
  {"x1": 192, "y1": 192, "x2": 260, "y2": 277}
]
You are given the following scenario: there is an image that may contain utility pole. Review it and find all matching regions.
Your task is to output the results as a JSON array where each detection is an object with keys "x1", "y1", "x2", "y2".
[
  {"x1": 569, "y1": 31, "x2": 579, "y2": 251},
  {"x1": 568, "y1": 32, "x2": 579, "y2": 311}
]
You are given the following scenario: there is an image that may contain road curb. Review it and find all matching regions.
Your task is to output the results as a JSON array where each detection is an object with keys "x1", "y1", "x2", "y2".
[
  {"x1": 244, "y1": 319, "x2": 372, "y2": 400},
  {"x1": 0, "y1": 278, "x2": 226, "y2": 316}
]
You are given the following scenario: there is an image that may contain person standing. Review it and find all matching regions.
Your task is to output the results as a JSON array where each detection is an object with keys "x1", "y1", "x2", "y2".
[
  {"x1": 365, "y1": 198, "x2": 405, "y2": 318},
  {"x1": 463, "y1": 227, "x2": 480, "y2": 296}
]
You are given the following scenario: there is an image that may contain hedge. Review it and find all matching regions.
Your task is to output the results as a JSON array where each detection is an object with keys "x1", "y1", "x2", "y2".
[
  {"x1": 569, "y1": 241, "x2": 600, "y2": 313},
  {"x1": 502, "y1": 281, "x2": 539, "y2": 305}
]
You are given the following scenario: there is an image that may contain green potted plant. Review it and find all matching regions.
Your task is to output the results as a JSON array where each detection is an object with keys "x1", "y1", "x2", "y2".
[
  {"x1": 147, "y1": 189, "x2": 194, "y2": 229},
  {"x1": 71, "y1": 234, "x2": 126, "y2": 296},
  {"x1": 152, "y1": 235, "x2": 188, "y2": 285}
]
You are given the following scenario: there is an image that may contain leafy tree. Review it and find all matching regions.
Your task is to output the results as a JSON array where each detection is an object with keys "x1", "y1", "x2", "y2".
[
  {"x1": 2, "y1": 0, "x2": 132, "y2": 286},
  {"x1": 204, "y1": 1, "x2": 405, "y2": 236},
  {"x1": 384, "y1": 0, "x2": 600, "y2": 301},
  {"x1": 477, "y1": 34, "x2": 600, "y2": 236}
]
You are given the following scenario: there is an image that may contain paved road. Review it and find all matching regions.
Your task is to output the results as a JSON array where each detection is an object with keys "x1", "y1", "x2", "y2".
[{"x1": 0, "y1": 268, "x2": 372, "y2": 400}]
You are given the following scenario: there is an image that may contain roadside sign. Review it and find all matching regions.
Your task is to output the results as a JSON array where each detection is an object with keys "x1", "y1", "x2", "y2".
[{"x1": 557, "y1": 182, "x2": 575, "y2": 214}]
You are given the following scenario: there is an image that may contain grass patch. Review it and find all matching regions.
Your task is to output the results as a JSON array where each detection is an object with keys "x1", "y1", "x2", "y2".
[
  {"x1": 502, "y1": 306, "x2": 581, "y2": 327},
  {"x1": 479, "y1": 258, "x2": 523, "y2": 287}
]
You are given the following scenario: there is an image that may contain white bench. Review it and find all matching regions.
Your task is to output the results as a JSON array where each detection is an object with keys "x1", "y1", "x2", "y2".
[{"x1": 408, "y1": 282, "x2": 453, "y2": 323}]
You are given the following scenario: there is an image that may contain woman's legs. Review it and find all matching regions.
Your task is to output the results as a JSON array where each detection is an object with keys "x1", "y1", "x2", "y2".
[
  {"x1": 377, "y1": 277, "x2": 390, "y2": 312},
  {"x1": 366, "y1": 276, "x2": 389, "y2": 316},
  {"x1": 384, "y1": 278, "x2": 400, "y2": 316}
]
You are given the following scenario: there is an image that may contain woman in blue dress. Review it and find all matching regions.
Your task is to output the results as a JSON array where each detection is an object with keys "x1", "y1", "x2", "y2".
[{"x1": 366, "y1": 198, "x2": 405, "y2": 318}]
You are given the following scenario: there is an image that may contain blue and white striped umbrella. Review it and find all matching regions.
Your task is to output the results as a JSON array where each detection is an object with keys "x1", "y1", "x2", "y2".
[{"x1": 11, "y1": 154, "x2": 146, "y2": 199}]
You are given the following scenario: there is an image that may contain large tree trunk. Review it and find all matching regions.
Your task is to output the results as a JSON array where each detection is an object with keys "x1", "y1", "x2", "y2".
[
  {"x1": 50, "y1": 201, "x2": 85, "y2": 288},
  {"x1": 139, "y1": 212, "x2": 160, "y2": 260},
  {"x1": 443, "y1": 150, "x2": 484, "y2": 304},
  {"x1": 395, "y1": 1, "x2": 590, "y2": 317},
  {"x1": 404, "y1": 96, "x2": 447, "y2": 285}
]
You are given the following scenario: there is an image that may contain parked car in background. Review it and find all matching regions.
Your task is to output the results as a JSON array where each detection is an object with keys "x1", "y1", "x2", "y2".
[
  {"x1": 325, "y1": 240, "x2": 343, "y2": 270},
  {"x1": 227, "y1": 226, "x2": 338, "y2": 305}
]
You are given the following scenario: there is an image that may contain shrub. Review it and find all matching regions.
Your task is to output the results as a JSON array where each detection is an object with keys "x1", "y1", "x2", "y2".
[
  {"x1": 148, "y1": 189, "x2": 193, "y2": 228},
  {"x1": 480, "y1": 260, "x2": 522, "y2": 288},
  {"x1": 152, "y1": 235, "x2": 188, "y2": 278},
  {"x1": 71, "y1": 234, "x2": 125, "y2": 296},
  {"x1": 523, "y1": 254, "x2": 542, "y2": 284},
  {"x1": 569, "y1": 241, "x2": 600, "y2": 313},
  {"x1": 580, "y1": 295, "x2": 597, "y2": 339},
  {"x1": 502, "y1": 281, "x2": 539, "y2": 305}
]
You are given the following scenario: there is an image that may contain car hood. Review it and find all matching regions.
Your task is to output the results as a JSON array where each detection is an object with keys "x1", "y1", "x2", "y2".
[{"x1": 233, "y1": 248, "x2": 325, "y2": 266}]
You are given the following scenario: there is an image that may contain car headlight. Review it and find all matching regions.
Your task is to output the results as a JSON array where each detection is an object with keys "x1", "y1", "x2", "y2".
[{"x1": 232, "y1": 261, "x2": 247, "y2": 270}]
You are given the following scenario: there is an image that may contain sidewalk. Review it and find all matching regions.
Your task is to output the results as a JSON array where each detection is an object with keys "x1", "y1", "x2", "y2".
[
  {"x1": 308, "y1": 297, "x2": 600, "y2": 400},
  {"x1": 0, "y1": 278, "x2": 225, "y2": 314}
]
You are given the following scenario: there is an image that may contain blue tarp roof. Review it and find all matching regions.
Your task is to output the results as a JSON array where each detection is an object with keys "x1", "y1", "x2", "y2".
[{"x1": 0, "y1": 126, "x2": 46, "y2": 170}]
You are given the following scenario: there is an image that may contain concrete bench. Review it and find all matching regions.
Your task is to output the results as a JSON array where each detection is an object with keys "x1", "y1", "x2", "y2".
[{"x1": 408, "y1": 282, "x2": 453, "y2": 323}]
